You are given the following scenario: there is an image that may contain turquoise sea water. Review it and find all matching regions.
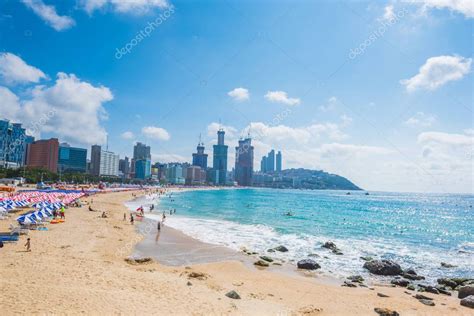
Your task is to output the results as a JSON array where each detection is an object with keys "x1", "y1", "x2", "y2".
[{"x1": 153, "y1": 188, "x2": 473, "y2": 281}]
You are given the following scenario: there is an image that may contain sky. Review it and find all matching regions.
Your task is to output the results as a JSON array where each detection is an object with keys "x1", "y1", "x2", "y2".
[{"x1": 0, "y1": 0, "x2": 472, "y2": 193}]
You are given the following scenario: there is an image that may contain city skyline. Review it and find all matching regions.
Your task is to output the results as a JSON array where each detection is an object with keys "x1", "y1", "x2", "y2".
[{"x1": 0, "y1": 1, "x2": 472, "y2": 192}]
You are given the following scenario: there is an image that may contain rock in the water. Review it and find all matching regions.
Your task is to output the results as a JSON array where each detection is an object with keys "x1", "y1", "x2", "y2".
[
  {"x1": 458, "y1": 286, "x2": 474, "y2": 299},
  {"x1": 322, "y1": 241, "x2": 343, "y2": 255},
  {"x1": 347, "y1": 275, "x2": 364, "y2": 283},
  {"x1": 254, "y1": 260, "x2": 270, "y2": 267},
  {"x1": 374, "y1": 307, "x2": 399, "y2": 316},
  {"x1": 267, "y1": 248, "x2": 275, "y2": 253},
  {"x1": 402, "y1": 269, "x2": 425, "y2": 280},
  {"x1": 391, "y1": 279, "x2": 410, "y2": 287},
  {"x1": 360, "y1": 256, "x2": 373, "y2": 261},
  {"x1": 274, "y1": 245, "x2": 288, "y2": 252},
  {"x1": 441, "y1": 262, "x2": 457, "y2": 268},
  {"x1": 377, "y1": 292, "x2": 390, "y2": 298},
  {"x1": 259, "y1": 256, "x2": 274, "y2": 262},
  {"x1": 460, "y1": 295, "x2": 474, "y2": 309},
  {"x1": 363, "y1": 260, "x2": 403, "y2": 276},
  {"x1": 225, "y1": 290, "x2": 241, "y2": 299},
  {"x1": 437, "y1": 278, "x2": 457, "y2": 289},
  {"x1": 436, "y1": 287, "x2": 451, "y2": 296},
  {"x1": 297, "y1": 259, "x2": 321, "y2": 270},
  {"x1": 308, "y1": 253, "x2": 320, "y2": 258},
  {"x1": 418, "y1": 299, "x2": 435, "y2": 306}
]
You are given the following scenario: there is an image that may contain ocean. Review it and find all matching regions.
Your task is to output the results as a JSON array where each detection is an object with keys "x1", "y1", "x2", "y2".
[{"x1": 142, "y1": 188, "x2": 474, "y2": 281}]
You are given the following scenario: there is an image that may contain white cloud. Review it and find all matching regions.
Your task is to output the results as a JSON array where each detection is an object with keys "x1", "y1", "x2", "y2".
[
  {"x1": 0, "y1": 86, "x2": 21, "y2": 120},
  {"x1": 405, "y1": 112, "x2": 436, "y2": 127},
  {"x1": 121, "y1": 131, "x2": 134, "y2": 140},
  {"x1": 401, "y1": 55, "x2": 472, "y2": 91},
  {"x1": 382, "y1": 4, "x2": 396, "y2": 20},
  {"x1": 0, "y1": 73, "x2": 113, "y2": 145},
  {"x1": 0, "y1": 53, "x2": 46, "y2": 84},
  {"x1": 340, "y1": 114, "x2": 353, "y2": 127},
  {"x1": 227, "y1": 87, "x2": 249, "y2": 101},
  {"x1": 409, "y1": 0, "x2": 474, "y2": 18},
  {"x1": 418, "y1": 131, "x2": 474, "y2": 146},
  {"x1": 21, "y1": 0, "x2": 75, "y2": 31},
  {"x1": 264, "y1": 90, "x2": 300, "y2": 106},
  {"x1": 81, "y1": 0, "x2": 169, "y2": 14},
  {"x1": 142, "y1": 126, "x2": 170, "y2": 141},
  {"x1": 319, "y1": 96, "x2": 338, "y2": 112}
]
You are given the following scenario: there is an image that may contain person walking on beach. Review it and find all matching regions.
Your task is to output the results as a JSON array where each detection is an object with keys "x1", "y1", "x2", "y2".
[
  {"x1": 162, "y1": 212, "x2": 166, "y2": 223},
  {"x1": 157, "y1": 221, "x2": 161, "y2": 232},
  {"x1": 123, "y1": 213, "x2": 126, "y2": 221},
  {"x1": 130, "y1": 214, "x2": 134, "y2": 225},
  {"x1": 24, "y1": 238, "x2": 31, "y2": 252}
]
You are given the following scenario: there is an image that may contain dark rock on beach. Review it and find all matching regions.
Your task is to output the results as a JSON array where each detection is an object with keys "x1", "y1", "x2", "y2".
[
  {"x1": 414, "y1": 294, "x2": 433, "y2": 300},
  {"x1": 377, "y1": 292, "x2": 390, "y2": 298},
  {"x1": 418, "y1": 299, "x2": 435, "y2": 306},
  {"x1": 364, "y1": 260, "x2": 402, "y2": 276},
  {"x1": 347, "y1": 275, "x2": 364, "y2": 283},
  {"x1": 297, "y1": 259, "x2": 321, "y2": 270},
  {"x1": 458, "y1": 286, "x2": 474, "y2": 299},
  {"x1": 374, "y1": 307, "x2": 399, "y2": 316},
  {"x1": 259, "y1": 256, "x2": 274, "y2": 262},
  {"x1": 437, "y1": 278, "x2": 458, "y2": 289},
  {"x1": 254, "y1": 260, "x2": 270, "y2": 267},
  {"x1": 125, "y1": 257, "x2": 153, "y2": 265},
  {"x1": 274, "y1": 245, "x2": 289, "y2": 252},
  {"x1": 418, "y1": 284, "x2": 439, "y2": 295},
  {"x1": 460, "y1": 295, "x2": 474, "y2": 309},
  {"x1": 342, "y1": 281, "x2": 357, "y2": 287},
  {"x1": 225, "y1": 290, "x2": 241, "y2": 299},
  {"x1": 391, "y1": 278, "x2": 410, "y2": 287},
  {"x1": 402, "y1": 268, "x2": 425, "y2": 280}
]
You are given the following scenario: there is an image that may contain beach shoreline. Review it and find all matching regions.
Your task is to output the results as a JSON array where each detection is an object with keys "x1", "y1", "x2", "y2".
[{"x1": 0, "y1": 188, "x2": 469, "y2": 315}]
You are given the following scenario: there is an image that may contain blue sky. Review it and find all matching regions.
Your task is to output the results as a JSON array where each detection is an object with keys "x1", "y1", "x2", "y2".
[{"x1": 0, "y1": 0, "x2": 472, "y2": 193}]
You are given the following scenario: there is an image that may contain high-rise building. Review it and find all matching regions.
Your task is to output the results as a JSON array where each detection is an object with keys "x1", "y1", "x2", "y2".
[
  {"x1": 235, "y1": 137, "x2": 254, "y2": 186},
  {"x1": 266, "y1": 149, "x2": 275, "y2": 172},
  {"x1": 260, "y1": 156, "x2": 267, "y2": 173},
  {"x1": 276, "y1": 151, "x2": 282, "y2": 172},
  {"x1": 133, "y1": 142, "x2": 151, "y2": 160},
  {"x1": 0, "y1": 119, "x2": 34, "y2": 168},
  {"x1": 90, "y1": 145, "x2": 119, "y2": 176},
  {"x1": 212, "y1": 129, "x2": 228, "y2": 185},
  {"x1": 185, "y1": 165, "x2": 206, "y2": 185},
  {"x1": 192, "y1": 138, "x2": 208, "y2": 169},
  {"x1": 166, "y1": 163, "x2": 185, "y2": 185},
  {"x1": 135, "y1": 159, "x2": 151, "y2": 180},
  {"x1": 26, "y1": 138, "x2": 59, "y2": 173},
  {"x1": 119, "y1": 157, "x2": 130, "y2": 178},
  {"x1": 58, "y1": 143, "x2": 87, "y2": 173}
]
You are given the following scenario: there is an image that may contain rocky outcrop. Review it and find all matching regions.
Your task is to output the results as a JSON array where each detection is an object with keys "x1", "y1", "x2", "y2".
[
  {"x1": 418, "y1": 284, "x2": 439, "y2": 294},
  {"x1": 461, "y1": 295, "x2": 474, "y2": 309},
  {"x1": 274, "y1": 245, "x2": 289, "y2": 252},
  {"x1": 297, "y1": 259, "x2": 321, "y2": 270},
  {"x1": 363, "y1": 260, "x2": 402, "y2": 276},
  {"x1": 391, "y1": 278, "x2": 410, "y2": 287},
  {"x1": 347, "y1": 275, "x2": 364, "y2": 283},
  {"x1": 322, "y1": 241, "x2": 343, "y2": 255},
  {"x1": 402, "y1": 268, "x2": 425, "y2": 280},
  {"x1": 124, "y1": 257, "x2": 152, "y2": 265},
  {"x1": 254, "y1": 260, "x2": 270, "y2": 267},
  {"x1": 441, "y1": 262, "x2": 457, "y2": 268},
  {"x1": 259, "y1": 256, "x2": 273, "y2": 262},
  {"x1": 458, "y1": 286, "x2": 474, "y2": 299}
]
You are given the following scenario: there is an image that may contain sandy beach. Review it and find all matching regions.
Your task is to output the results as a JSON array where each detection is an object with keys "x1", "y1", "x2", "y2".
[{"x1": 0, "y1": 189, "x2": 470, "y2": 315}]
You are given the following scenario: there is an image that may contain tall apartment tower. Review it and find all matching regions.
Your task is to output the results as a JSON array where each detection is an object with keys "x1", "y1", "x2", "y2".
[
  {"x1": 26, "y1": 138, "x2": 59, "y2": 173},
  {"x1": 192, "y1": 137, "x2": 208, "y2": 169},
  {"x1": 276, "y1": 151, "x2": 282, "y2": 172},
  {"x1": 234, "y1": 137, "x2": 254, "y2": 186},
  {"x1": 212, "y1": 129, "x2": 228, "y2": 185}
]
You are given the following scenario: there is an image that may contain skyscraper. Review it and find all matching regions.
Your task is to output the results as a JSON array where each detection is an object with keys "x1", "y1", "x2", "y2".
[
  {"x1": 119, "y1": 157, "x2": 130, "y2": 178},
  {"x1": 212, "y1": 129, "x2": 228, "y2": 185},
  {"x1": 26, "y1": 138, "x2": 59, "y2": 173},
  {"x1": 260, "y1": 156, "x2": 267, "y2": 173},
  {"x1": 0, "y1": 119, "x2": 33, "y2": 168},
  {"x1": 192, "y1": 137, "x2": 208, "y2": 169},
  {"x1": 266, "y1": 149, "x2": 275, "y2": 172},
  {"x1": 133, "y1": 142, "x2": 151, "y2": 180},
  {"x1": 276, "y1": 151, "x2": 282, "y2": 172},
  {"x1": 90, "y1": 145, "x2": 119, "y2": 176},
  {"x1": 58, "y1": 143, "x2": 87, "y2": 173},
  {"x1": 235, "y1": 137, "x2": 254, "y2": 186}
]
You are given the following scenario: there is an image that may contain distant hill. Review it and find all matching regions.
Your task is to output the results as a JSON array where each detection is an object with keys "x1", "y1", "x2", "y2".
[{"x1": 280, "y1": 168, "x2": 361, "y2": 191}]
